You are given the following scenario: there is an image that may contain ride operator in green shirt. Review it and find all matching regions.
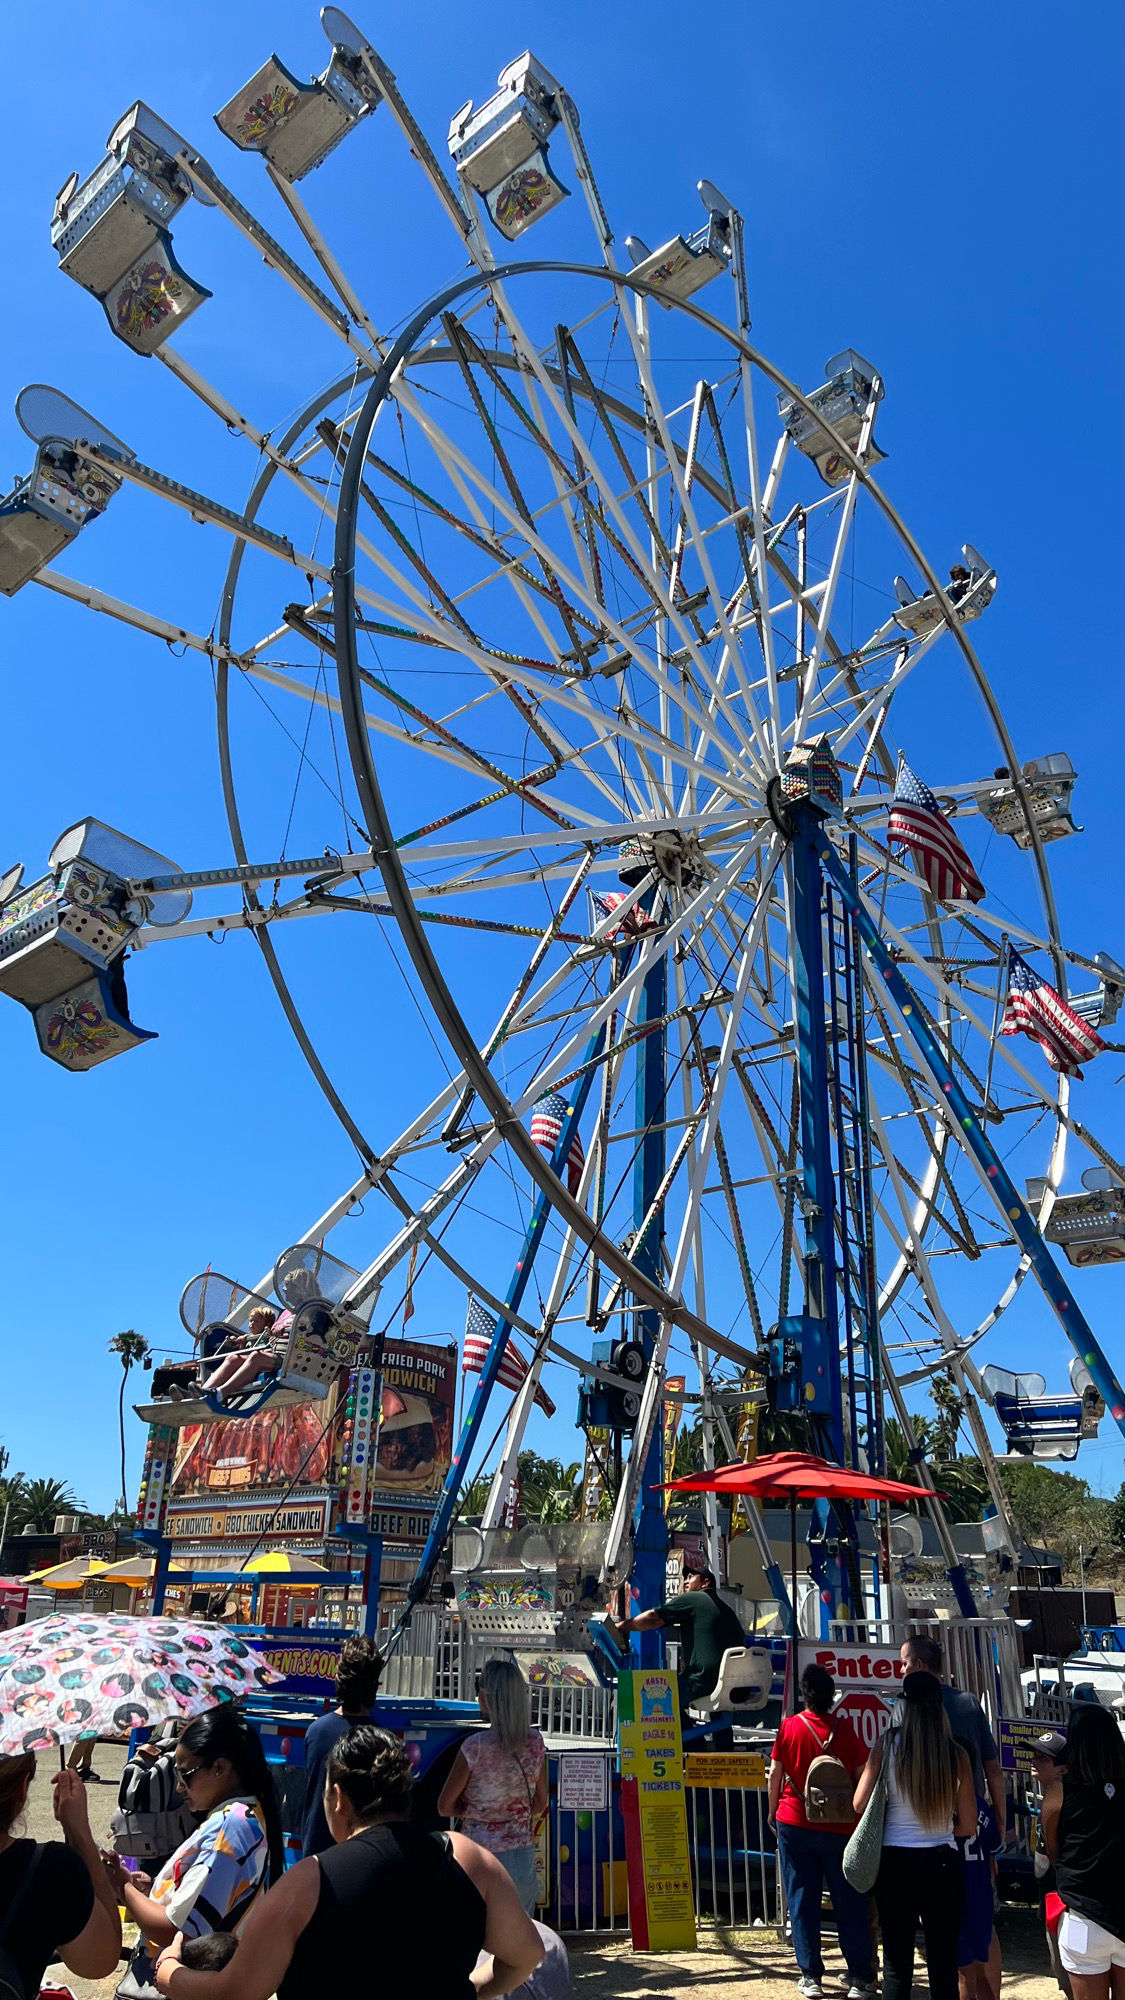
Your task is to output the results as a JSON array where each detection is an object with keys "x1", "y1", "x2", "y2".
[{"x1": 612, "y1": 1564, "x2": 746, "y2": 1726}]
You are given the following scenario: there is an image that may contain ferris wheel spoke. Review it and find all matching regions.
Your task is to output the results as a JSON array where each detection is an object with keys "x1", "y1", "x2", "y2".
[
  {"x1": 438, "y1": 312, "x2": 597, "y2": 668},
  {"x1": 863, "y1": 983, "x2": 981, "y2": 1252},
  {"x1": 867, "y1": 891, "x2": 1077, "y2": 1122},
  {"x1": 263, "y1": 163, "x2": 388, "y2": 355},
  {"x1": 349, "y1": 395, "x2": 763, "y2": 813},
  {"x1": 505, "y1": 839, "x2": 766, "y2": 1118},
  {"x1": 413, "y1": 313, "x2": 770, "y2": 788},
  {"x1": 617, "y1": 303, "x2": 776, "y2": 773},
  {"x1": 804, "y1": 622, "x2": 947, "y2": 766}
]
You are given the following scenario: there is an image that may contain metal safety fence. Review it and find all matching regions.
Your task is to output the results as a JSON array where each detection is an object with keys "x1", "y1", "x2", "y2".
[
  {"x1": 684, "y1": 1759, "x2": 781, "y2": 1931},
  {"x1": 544, "y1": 1751, "x2": 782, "y2": 1936}
]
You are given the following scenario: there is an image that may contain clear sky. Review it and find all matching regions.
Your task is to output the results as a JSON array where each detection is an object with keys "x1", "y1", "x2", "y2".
[{"x1": 1, "y1": 0, "x2": 1122, "y2": 1519}]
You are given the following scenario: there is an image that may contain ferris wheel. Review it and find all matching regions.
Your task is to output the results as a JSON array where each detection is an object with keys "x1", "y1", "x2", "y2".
[{"x1": 1, "y1": 13, "x2": 1123, "y2": 1628}]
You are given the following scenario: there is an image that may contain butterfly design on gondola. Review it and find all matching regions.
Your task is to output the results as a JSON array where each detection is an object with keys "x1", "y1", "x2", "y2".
[
  {"x1": 45, "y1": 994, "x2": 118, "y2": 1063},
  {"x1": 237, "y1": 84, "x2": 301, "y2": 144}
]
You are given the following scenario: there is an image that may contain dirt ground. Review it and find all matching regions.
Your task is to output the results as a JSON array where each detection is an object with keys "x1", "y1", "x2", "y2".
[{"x1": 21, "y1": 1745, "x2": 1060, "y2": 2000}]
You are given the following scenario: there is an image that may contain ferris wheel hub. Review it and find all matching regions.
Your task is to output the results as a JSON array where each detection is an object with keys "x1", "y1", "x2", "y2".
[{"x1": 617, "y1": 827, "x2": 709, "y2": 891}]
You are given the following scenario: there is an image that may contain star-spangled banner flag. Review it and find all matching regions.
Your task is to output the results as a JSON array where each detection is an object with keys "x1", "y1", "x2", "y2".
[
  {"x1": 999, "y1": 947, "x2": 1107, "y2": 1078},
  {"x1": 530, "y1": 1090, "x2": 585, "y2": 1194},
  {"x1": 590, "y1": 889, "x2": 650, "y2": 940},
  {"x1": 887, "y1": 759, "x2": 985, "y2": 903},
  {"x1": 461, "y1": 1295, "x2": 556, "y2": 1416}
]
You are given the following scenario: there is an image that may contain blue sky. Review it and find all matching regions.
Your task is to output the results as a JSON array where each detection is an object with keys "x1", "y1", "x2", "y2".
[{"x1": 1, "y1": 0, "x2": 1122, "y2": 1519}]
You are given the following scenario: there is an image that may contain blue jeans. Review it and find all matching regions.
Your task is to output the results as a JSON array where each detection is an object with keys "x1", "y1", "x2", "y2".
[
  {"x1": 776, "y1": 1821, "x2": 874, "y2": 1983},
  {"x1": 499, "y1": 1844, "x2": 539, "y2": 1914}
]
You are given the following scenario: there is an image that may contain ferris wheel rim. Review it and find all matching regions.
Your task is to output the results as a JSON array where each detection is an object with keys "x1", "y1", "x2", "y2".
[
  {"x1": 203, "y1": 255, "x2": 1081, "y2": 1393},
  {"x1": 328, "y1": 259, "x2": 1071, "y2": 1347}
]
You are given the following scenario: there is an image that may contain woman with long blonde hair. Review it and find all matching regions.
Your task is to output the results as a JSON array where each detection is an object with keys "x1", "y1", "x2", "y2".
[
  {"x1": 438, "y1": 1658, "x2": 548, "y2": 1914},
  {"x1": 853, "y1": 1670, "x2": 976, "y2": 2000}
]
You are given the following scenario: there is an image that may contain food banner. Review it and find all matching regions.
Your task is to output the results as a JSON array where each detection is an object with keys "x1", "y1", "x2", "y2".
[
  {"x1": 617, "y1": 1668, "x2": 696, "y2": 1951},
  {"x1": 367, "y1": 1340, "x2": 457, "y2": 1556},
  {"x1": 166, "y1": 1388, "x2": 338, "y2": 1558}
]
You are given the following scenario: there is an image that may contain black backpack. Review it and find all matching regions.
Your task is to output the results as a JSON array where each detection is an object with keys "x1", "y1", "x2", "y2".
[{"x1": 0, "y1": 1847, "x2": 45, "y2": 2000}]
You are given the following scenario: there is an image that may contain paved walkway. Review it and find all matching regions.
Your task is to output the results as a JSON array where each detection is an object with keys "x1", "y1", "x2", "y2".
[
  {"x1": 572, "y1": 1908, "x2": 1058, "y2": 2000},
  {"x1": 22, "y1": 1749, "x2": 1058, "y2": 2000}
]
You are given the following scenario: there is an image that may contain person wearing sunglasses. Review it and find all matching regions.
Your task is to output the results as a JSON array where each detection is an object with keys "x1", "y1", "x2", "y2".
[
  {"x1": 151, "y1": 1724, "x2": 543, "y2": 2000},
  {"x1": 104, "y1": 1707, "x2": 284, "y2": 1998}
]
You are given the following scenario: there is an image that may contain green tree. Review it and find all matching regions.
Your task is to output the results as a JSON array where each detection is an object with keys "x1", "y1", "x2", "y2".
[
  {"x1": 930, "y1": 1370, "x2": 964, "y2": 1462},
  {"x1": 108, "y1": 1329, "x2": 151, "y2": 1514},
  {"x1": 461, "y1": 1474, "x2": 493, "y2": 1519},
  {"x1": 515, "y1": 1452, "x2": 582, "y2": 1522},
  {"x1": 0, "y1": 1445, "x2": 26, "y2": 1547},
  {"x1": 18, "y1": 1478, "x2": 85, "y2": 1531},
  {"x1": 998, "y1": 1460, "x2": 1114, "y2": 1574},
  {"x1": 1110, "y1": 1481, "x2": 1125, "y2": 1556}
]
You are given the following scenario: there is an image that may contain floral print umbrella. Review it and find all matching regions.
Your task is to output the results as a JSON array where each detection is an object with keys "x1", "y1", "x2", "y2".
[{"x1": 0, "y1": 1612, "x2": 280, "y2": 1755}]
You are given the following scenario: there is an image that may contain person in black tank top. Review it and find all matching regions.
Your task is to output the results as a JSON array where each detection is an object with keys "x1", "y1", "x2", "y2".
[
  {"x1": 1042, "y1": 1704, "x2": 1125, "y2": 1990},
  {"x1": 152, "y1": 1724, "x2": 544, "y2": 2000}
]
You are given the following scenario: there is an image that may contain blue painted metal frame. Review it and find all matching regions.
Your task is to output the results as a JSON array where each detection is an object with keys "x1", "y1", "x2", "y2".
[
  {"x1": 817, "y1": 833, "x2": 1125, "y2": 1444},
  {"x1": 629, "y1": 942, "x2": 669, "y2": 1664},
  {"x1": 399, "y1": 1023, "x2": 609, "y2": 1624}
]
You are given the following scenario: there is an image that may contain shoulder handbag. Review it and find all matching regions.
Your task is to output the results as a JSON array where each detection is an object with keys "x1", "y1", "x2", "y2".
[{"x1": 843, "y1": 1729, "x2": 894, "y2": 1893}]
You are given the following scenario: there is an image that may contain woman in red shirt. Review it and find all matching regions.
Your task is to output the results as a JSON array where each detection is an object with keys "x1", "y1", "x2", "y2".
[{"x1": 768, "y1": 1664, "x2": 875, "y2": 2000}]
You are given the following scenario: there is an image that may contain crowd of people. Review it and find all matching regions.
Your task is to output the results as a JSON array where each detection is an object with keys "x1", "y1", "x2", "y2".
[
  {"x1": 768, "y1": 1634, "x2": 1125, "y2": 2000},
  {"x1": 0, "y1": 1620, "x2": 1122, "y2": 2000}
]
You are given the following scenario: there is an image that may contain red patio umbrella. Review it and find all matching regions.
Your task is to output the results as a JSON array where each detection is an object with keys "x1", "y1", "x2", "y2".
[{"x1": 662, "y1": 1451, "x2": 938, "y2": 1707}]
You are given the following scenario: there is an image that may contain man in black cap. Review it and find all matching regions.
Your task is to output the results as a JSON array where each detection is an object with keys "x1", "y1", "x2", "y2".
[
  {"x1": 613, "y1": 1564, "x2": 746, "y2": 1728},
  {"x1": 1029, "y1": 1730, "x2": 1069, "y2": 1997}
]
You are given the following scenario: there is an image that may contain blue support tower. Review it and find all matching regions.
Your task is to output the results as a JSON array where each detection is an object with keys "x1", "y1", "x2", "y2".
[
  {"x1": 630, "y1": 941, "x2": 670, "y2": 1665},
  {"x1": 788, "y1": 800, "x2": 864, "y2": 1628}
]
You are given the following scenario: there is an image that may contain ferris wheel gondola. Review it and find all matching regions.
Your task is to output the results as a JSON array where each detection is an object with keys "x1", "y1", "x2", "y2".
[{"x1": 3, "y1": 11, "x2": 1123, "y2": 1633}]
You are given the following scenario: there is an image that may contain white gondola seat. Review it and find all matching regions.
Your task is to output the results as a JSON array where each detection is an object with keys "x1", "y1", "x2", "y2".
[
  {"x1": 979, "y1": 752, "x2": 1079, "y2": 848},
  {"x1": 777, "y1": 350, "x2": 887, "y2": 488},
  {"x1": 892, "y1": 543, "x2": 997, "y2": 637},
  {"x1": 626, "y1": 215, "x2": 731, "y2": 306},
  {"x1": 0, "y1": 384, "x2": 132, "y2": 595},
  {"x1": 1042, "y1": 1168, "x2": 1125, "y2": 1268},
  {"x1": 52, "y1": 102, "x2": 210, "y2": 352},
  {"x1": 449, "y1": 54, "x2": 569, "y2": 240},
  {"x1": 134, "y1": 1265, "x2": 349, "y2": 1428},
  {"x1": 1068, "y1": 953, "x2": 1125, "y2": 1031},
  {"x1": 0, "y1": 819, "x2": 182, "y2": 1069},
  {"x1": 0, "y1": 441, "x2": 119, "y2": 596},
  {"x1": 214, "y1": 37, "x2": 380, "y2": 183},
  {"x1": 982, "y1": 1361, "x2": 1104, "y2": 1461},
  {"x1": 687, "y1": 1646, "x2": 772, "y2": 1720}
]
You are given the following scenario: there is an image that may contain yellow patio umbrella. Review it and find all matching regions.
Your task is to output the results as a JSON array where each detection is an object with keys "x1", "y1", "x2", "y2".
[
  {"x1": 99, "y1": 1557, "x2": 190, "y2": 1585},
  {"x1": 240, "y1": 1551, "x2": 331, "y2": 1580},
  {"x1": 24, "y1": 1557, "x2": 110, "y2": 1589}
]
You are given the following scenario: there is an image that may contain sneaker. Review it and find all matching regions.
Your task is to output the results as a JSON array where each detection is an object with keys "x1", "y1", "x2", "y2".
[
  {"x1": 798, "y1": 1980, "x2": 824, "y2": 1998},
  {"x1": 847, "y1": 1985, "x2": 877, "y2": 1999}
]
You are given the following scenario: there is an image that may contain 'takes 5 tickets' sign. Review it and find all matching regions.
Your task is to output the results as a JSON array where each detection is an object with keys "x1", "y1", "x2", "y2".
[
  {"x1": 802, "y1": 1642, "x2": 909, "y2": 1750},
  {"x1": 618, "y1": 1669, "x2": 697, "y2": 1952}
]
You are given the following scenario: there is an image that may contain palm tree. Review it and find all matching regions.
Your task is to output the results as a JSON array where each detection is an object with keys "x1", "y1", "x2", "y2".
[
  {"x1": 108, "y1": 1329, "x2": 151, "y2": 1513},
  {"x1": 0, "y1": 1445, "x2": 25, "y2": 1551},
  {"x1": 18, "y1": 1477, "x2": 85, "y2": 1531}
]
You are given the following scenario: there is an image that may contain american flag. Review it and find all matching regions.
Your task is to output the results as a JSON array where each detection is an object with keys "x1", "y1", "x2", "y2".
[
  {"x1": 591, "y1": 889, "x2": 647, "y2": 939},
  {"x1": 530, "y1": 1089, "x2": 586, "y2": 1194},
  {"x1": 999, "y1": 947, "x2": 1107, "y2": 1079},
  {"x1": 462, "y1": 1295, "x2": 556, "y2": 1415},
  {"x1": 887, "y1": 759, "x2": 985, "y2": 903}
]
